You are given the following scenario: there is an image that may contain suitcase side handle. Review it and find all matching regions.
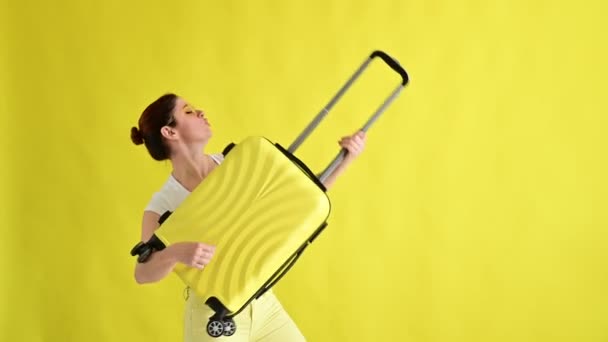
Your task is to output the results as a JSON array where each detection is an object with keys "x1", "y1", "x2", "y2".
[
  {"x1": 252, "y1": 222, "x2": 328, "y2": 302},
  {"x1": 254, "y1": 249, "x2": 303, "y2": 300},
  {"x1": 286, "y1": 50, "x2": 409, "y2": 183},
  {"x1": 217, "y1": 249, "x2": 305, "y2": 321}
]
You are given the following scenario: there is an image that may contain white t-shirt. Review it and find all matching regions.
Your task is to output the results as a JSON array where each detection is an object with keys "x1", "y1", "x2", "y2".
[{"x1": 144, "y1": 153, "x2": 225, "y2": 215}]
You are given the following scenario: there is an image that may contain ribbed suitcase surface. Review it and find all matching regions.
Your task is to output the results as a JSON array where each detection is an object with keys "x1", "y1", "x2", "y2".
[{"x1": 154, "y1": 136, "x2": 331, "y2": 313}]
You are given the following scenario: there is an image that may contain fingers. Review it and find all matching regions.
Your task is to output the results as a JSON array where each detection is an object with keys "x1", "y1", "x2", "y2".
[
  {"x1": 339, "y1": 131, "x2": 366, "y2": 155},
  {"x1": 196, "y1": 251, "x2": 213, "y2": 266},
  {"x1": 339, "y1": 131, "x2": 366, "y2": 143},
  {"x1": 192, "y1": 243, "x2": 216, "y2": 269}
]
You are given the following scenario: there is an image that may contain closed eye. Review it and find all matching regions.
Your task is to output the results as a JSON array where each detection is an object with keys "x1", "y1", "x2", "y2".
[{"x1": 184, "y1": 105, "x2": 195, "y2": 114}]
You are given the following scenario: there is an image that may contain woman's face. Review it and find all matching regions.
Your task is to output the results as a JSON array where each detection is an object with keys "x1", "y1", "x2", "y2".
[{"x1": 169, "y1": 97, "x2": 212, "y2": 144}]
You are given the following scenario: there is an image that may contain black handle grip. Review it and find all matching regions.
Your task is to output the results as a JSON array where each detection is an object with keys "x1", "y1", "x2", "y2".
[{"x1": 370, "y1": 50, "x2": 409, "y2": 86}]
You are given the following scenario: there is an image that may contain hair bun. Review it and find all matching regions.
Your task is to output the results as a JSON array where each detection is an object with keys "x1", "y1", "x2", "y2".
[{"x1": 131, "y1": 126, "x2": 144, "y2": 145}]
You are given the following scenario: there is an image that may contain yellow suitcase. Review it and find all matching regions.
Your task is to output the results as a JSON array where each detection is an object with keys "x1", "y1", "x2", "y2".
[{"x1": 131, "y1": 50, "x2": 409, "y2": 338}]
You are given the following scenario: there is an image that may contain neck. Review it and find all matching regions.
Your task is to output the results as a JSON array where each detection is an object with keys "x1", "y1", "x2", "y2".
[{"x1": 170, "y1": 142, "x2": 213, "y2": 192}]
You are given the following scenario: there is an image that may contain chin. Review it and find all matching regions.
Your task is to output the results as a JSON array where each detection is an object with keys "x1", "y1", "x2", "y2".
[{"x1": 202, "y1": 132, "x2": 212, "y2": 142}]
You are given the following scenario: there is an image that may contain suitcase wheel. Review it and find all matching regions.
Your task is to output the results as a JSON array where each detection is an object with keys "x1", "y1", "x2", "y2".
[
  {"x1": 206, "y1": 318, "x2": 237, "y2": 338},
  {"x1": 130, "y1": 241, "x2": 146, "y2": 256},
  {"x1": 222, "y1": 319, "x2": 236, "y2": 336},
  {"x1": 136, "y1": 247, "x2": 153, "y2": 263},
  {"x1": 207, "y1": 320, "x2": 224, "y2": 337},
  {"x1": 130, "y1": 241, "x2": 154, "y2": 263}
]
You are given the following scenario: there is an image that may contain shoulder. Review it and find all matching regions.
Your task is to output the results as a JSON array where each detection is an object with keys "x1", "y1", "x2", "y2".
[{"x1": 143, "y1": 176, "x2": 188, "y2": 215}]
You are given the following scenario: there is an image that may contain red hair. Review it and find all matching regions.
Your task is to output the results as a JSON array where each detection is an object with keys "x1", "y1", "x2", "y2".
[{"x1": 131, "y1": 93, "x2": 178, "y2": 161}]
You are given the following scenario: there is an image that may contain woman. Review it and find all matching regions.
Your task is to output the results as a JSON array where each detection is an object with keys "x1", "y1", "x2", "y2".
[{"x1": 130, "y1": 93, "x2": 366, "y2": 341}]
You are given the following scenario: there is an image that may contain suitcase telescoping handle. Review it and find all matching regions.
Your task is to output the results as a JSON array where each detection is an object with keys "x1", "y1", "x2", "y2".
[{"x1": 286, "y1": 50, "x2": 410, "y2": 184}]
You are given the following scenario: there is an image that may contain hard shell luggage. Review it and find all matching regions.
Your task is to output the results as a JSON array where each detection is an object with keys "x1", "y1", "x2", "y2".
[{"x1": 131, "y1": 50, "x2": 409, "y2": 338}]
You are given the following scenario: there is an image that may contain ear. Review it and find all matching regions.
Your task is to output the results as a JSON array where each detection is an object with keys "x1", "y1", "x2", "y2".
[{"x1": 160, "y1": 126, "x2": 178, "y2": 140}]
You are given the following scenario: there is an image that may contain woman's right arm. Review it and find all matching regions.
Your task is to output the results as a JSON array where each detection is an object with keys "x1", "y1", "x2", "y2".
[{"x1": 134, "y1": 211, "x2": 216, "y2": 284}]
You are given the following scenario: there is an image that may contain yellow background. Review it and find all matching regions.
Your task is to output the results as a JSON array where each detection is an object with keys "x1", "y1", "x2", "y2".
[{"x1": 1, "y1": 0, "x2": 607, "y2": 341}]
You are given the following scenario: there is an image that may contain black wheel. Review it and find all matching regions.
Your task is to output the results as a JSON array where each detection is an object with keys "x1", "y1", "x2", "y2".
[
  {"x1": 130, "y1": 241, "x2": 145, "y2": 256},
  {"x1": 222, "y1": 319, "x2": 236, "y2": 336},
  {"x1": 137, "y1": 248, "x2": 150, "y2": 263},
  {"x1": 207, "y1": 320, "x2": 224, "y2": 338}
]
